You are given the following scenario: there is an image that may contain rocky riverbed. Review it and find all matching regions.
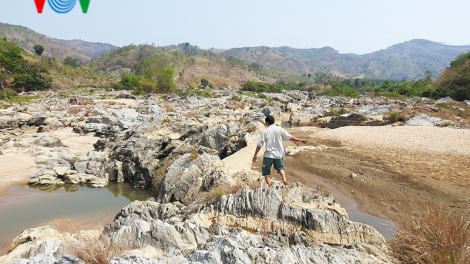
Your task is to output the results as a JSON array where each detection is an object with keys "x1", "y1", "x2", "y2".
[{"x1": 1, "y1": 88, "x2": 469, "y2": 263}]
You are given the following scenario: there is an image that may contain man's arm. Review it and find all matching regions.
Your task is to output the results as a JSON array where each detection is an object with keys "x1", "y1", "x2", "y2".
[
  {"x1": 290, "y1": 136, "x2": 308, "y2": 144},
  {"x1": 252, "y1": 146, "x2": 261, "y2": 163}
]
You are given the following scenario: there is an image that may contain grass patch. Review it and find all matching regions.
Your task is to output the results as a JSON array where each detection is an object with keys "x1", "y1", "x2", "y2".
[
  {"x1": 230, "y1": 95, "x2": 242, "y2": 102},
  {"x1": 2, "y1": 95, "x2": 40, "y2": 105},
  {"x1": 435, "y1": 102, "x2": 450, "y2": 109},
  {"x1": 333, "y1": 108, "x2": 347, "y2": 116},
  {"x1": 386, "y1": 111, "x2": 409, "y2": 122},
  {"x1": 198, "y1": 183, "x2": 244, "y2": 204},
  {"x1": 388, "y1": 206, "x2": 470, "y2": 264}
]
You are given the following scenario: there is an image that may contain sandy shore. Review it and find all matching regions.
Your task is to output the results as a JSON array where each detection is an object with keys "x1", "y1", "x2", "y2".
[{"x1": 0, "y1": 128, "x2": 98, "y2": 202}]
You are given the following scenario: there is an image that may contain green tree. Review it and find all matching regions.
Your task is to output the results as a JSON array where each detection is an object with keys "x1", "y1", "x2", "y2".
[
  {"x1": 0, "y1": 46, "x2": 26, "y2": 94},
  {"x1": 423, "y1": 70, "x2": 434, "y2": 85},
  {"x1": 140, "y1": 67, "x2": 175, "y2": 93},
  {"x1": 201, "y1": 78, "x2": 209, "y2": 87},
  {"x1": 354, "y1": 78, "x2": 361, "y2": 88},
  {"x1": 13, "y1": 63, "x2": 51, "y2": 91},
  {"x1": 119, "y1": 75, "x2": 142, "y2": 90},
  {"x1": 63, "y1": 57, "x2": 80, "y2": 68},
  {"x1": 33, "y1": 45, "x2": 44, "y2": 56}
]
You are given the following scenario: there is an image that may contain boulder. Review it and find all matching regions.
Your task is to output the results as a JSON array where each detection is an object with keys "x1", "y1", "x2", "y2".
[
  {"x1": 322, "y1": 113, "x2": 388, "y2": 129},
  {"x1": 190, "y1": 122, "x2": 247, "y2": 159},
  {"x1": 0, "y1": 111, "x2": 32, "y2": 129},
  {"x1": 116, "y1": 93, "x2": 137, "y2": 100},
  {"x1": 157, "y1": 153, "x2": 229, "y2": 205},
  {"x1": 52, "y1": 167, "x2": 69, "y2": 176},
  {"x1": 103, "y1": 135, "x2": 173, "y2": 188},
  {"x1": 406, "y1": 114, "x2": 453, "y2": 127},
  {"x1": 14, "y1": 134, "x2": 62, "y2": 148}
]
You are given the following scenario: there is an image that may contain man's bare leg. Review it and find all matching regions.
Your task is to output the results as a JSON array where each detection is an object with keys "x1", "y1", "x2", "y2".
[
  {"x1": 264, "y1": 175, "x2": 271, "y2": 187},
  {"x1": 279, "y1": 170, "x2": 288, "y2": 185}
]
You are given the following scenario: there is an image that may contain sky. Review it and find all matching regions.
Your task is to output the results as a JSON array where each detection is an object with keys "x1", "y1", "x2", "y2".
[{"x1": 0, "y1": 0, "x2": 469, "y2": 55}]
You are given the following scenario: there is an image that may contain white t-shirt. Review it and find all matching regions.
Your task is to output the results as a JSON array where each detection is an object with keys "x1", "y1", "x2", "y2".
[{"x1": 257, "y1": 124, "x2": 292, "y2": 159}]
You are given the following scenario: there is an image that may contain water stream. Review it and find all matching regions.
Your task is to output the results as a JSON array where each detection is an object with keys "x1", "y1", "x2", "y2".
[{"x1": 0, "y1": 182, "x2": 395, "y2": 256}]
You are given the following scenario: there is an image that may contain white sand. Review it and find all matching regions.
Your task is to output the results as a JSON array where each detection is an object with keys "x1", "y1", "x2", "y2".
[{"x1": 314, "y1": 126, "x2": 470, "y2": 157}]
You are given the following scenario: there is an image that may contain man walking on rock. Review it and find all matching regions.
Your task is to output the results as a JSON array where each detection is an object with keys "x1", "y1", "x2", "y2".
[{"x1": 252, "y1": 115, "x2": 308, "y2": 187}]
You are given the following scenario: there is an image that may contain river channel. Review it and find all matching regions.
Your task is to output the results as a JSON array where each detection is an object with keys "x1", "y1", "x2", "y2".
[{"x1": 0, "y1": 181, "x2": 395, "y2": 257}]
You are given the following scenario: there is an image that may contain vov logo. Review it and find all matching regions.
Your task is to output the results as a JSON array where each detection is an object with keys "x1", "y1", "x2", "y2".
[{"x1": 34, "y1": 0, "x2": 91, "y2": 14}]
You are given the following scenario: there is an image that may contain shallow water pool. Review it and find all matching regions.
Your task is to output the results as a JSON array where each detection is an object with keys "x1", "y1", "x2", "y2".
[{"x1": 0, "y1": 183, "x2": 155, "y2": 255}]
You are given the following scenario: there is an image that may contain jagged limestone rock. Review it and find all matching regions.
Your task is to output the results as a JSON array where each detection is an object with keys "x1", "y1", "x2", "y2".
[{"x1": 157, "y1": 153, "x2": 229, "y2": 205}]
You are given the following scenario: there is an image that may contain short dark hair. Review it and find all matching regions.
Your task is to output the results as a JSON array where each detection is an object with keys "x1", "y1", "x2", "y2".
[{"x1": 265, "y1": 115, "x2": 275, "y2": 125}]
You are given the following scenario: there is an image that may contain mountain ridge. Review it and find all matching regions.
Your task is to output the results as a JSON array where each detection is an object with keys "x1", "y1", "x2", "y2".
[{"x1": 2, "y1": 21, "x2": 470, "y2": 80}]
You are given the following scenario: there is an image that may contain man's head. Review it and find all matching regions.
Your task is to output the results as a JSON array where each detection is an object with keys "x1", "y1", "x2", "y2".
[{"x1": 265, "y1": 115, "x2": 275, "y2": 125}]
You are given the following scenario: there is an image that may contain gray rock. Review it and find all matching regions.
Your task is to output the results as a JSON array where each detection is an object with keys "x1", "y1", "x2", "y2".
[
  {"x1": 435, "y1": 97, "x2": 454, "y2": 104},
  {"x1": 323, "y1": 113, "x2": 387, "y2": 129},
  {"x1": 189, "y1": 122, "x2": 247, "y2": 159},
  {"x1": 102, "y1": 134, "x2": 173, "y2": 188},
  {"x1": 0, "y1": 111, "x2": 32, "y2": 129},
  {"x1": 406, "y1": 114, "x2": 453, "y2": 127},
  {"x1": 116, "y1": 93, "x2": 137, "y2": 100},
  {"x1": 14, "y1": 134, "x2": 62, "y2": 148},
  {"x1": 157, "y1": 153, "x2": 229, "y2": 205}
]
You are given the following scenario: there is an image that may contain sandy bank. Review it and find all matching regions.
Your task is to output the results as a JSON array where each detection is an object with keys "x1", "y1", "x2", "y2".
[{"x1": 0, "y1": 154, "x2": 38, "y2": 199}]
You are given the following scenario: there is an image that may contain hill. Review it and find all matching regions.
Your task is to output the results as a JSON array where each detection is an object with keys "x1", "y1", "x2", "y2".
[
  {"x1": 55, "y1": 39, "x2": 117, "y2": 58},
  {"x1": 90, "y1": 43, "x2": 267, "y2": 89},
  {"x1": 218, "y1": 40, "x2": 470, "y2": 80},
  {"x1": 0, "y1": 22, "x2": 91, "y2": 63}
]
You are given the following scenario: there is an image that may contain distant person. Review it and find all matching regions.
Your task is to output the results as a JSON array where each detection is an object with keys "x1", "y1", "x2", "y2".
[{"x1": 252, "y1": 115, "x2": 308, "y2": 187}]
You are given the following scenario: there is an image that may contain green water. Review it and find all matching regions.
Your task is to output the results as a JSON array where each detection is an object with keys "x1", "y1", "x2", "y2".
[{"x1": 0, "y1": 183, "x2": 154, "y2": 255}]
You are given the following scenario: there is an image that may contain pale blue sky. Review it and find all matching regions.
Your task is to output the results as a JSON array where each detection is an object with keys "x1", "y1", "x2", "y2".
[{"x1": 0, "y1": 0, "x2": 469, "y2": 54}]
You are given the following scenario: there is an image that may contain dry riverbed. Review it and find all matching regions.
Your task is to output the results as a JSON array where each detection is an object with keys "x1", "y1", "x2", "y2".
[{"x1": 258, "y1": 126, "x2": 470, "y2": 222}]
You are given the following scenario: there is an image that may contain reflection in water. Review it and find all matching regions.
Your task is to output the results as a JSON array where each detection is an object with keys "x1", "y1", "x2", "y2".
[
  {"x1": 281, "y1": 121, "x2": 292, "y2": 128},
  {"x1": 28, "y1": 184, "x2": 79, "y2": 193},
  {"x1": 26, "y1": 182, "x2": 156, "y2": 202},
  {"x1": 0, "y1": 182, "x2": 154, "y2": 256}
]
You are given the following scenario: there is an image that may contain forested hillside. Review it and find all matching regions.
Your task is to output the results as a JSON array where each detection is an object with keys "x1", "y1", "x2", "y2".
[
  {"x1": 219, "y1": 40, "x2": 470, "y2": 80},
  {"x1": 0, "y1": 37, "x2": 117, "y2": 94},
  {"x1": 0, "y1": 22, "x2": 91, "y2": 63},
  {"x1": 94, "y1": 43, "x2": 268, "y2": 91}
]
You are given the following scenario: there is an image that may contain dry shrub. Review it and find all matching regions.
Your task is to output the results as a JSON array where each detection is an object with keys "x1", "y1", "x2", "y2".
[
  {"x1": 163, "y1": 103, "x2": 173, "y2": 112},
  {"x1": 84, "y1": 108, "x2": 92, "y2": 116},
  {"x1": 246, "y1": 125, "x2": 257, "y2": 133},
  {"x1": 198, "y1": 183, "x2": 243, "y2": 204},
  {"x1": 388, "y1": 206, "x2": 470, "y2": 264},
  {"x1": 68, "y1": 107, "x2": 82, "y2": 116},
  {"x1": 315, "y1": 185, "x2": 330, "y2": 197},
  {"x1": 66, "y1": 235, "x2": 139, "y2": 264}
]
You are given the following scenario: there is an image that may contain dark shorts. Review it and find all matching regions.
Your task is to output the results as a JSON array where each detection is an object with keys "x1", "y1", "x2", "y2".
[{"x1": 262, "y1": 157, "x2": 284, "y2": 176}]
